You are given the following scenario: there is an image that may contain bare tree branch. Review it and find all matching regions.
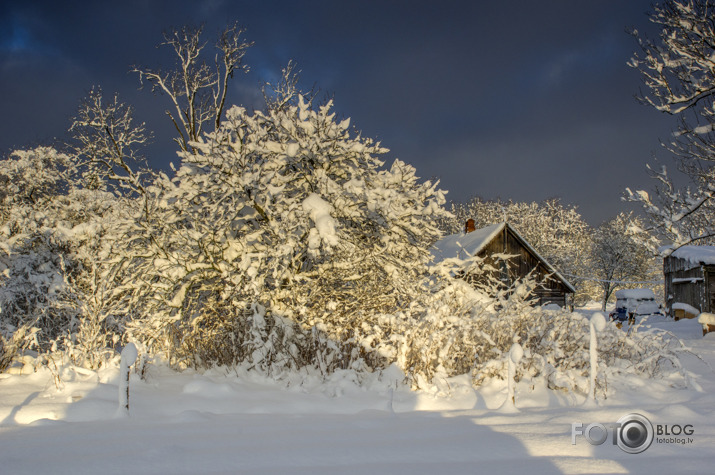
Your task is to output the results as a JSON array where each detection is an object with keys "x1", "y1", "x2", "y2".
[{"x1": 132, "y1": 23, "x2": 253, "y2": 153}]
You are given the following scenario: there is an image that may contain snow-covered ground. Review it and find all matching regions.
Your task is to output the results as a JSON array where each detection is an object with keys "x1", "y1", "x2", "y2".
[{"x1": 1, "y1": 307, "x2": 714, "y2": 474}]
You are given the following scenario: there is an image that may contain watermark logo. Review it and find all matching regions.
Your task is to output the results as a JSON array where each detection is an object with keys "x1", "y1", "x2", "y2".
[
  {"x1": 615, "y1": 413, "x2": 654, "y2": 454},
  {"x1": 571, "y1": 413, "x2": 693, "y2": 454}
]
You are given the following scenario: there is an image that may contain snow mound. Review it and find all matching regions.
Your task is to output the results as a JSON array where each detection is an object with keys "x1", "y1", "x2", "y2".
[{"x1": 698, "y1": 312, "x2": 715, "y2": 326}]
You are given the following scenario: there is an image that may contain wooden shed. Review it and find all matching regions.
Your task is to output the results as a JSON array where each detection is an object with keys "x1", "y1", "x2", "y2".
[
  {"x1": 663, "y1": 245, "x2": 715, "y2": 319},
  {"x1": 433, "y1": 222, "x2": 575, "y2": 307}
]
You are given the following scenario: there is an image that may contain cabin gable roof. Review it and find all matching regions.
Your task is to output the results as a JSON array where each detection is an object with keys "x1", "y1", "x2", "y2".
[{"x1": 432, "y1": 222, "x2": 575, "y2": 293}]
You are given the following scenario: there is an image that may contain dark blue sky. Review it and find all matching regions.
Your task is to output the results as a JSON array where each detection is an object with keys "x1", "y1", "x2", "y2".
[{"x1": 0, "y1": 0, "x2": 677, "y2": 224}]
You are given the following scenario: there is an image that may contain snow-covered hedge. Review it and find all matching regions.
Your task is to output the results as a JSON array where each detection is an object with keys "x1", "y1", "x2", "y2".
[{"x1": 385, "y1": 274, "x2": 688, "y2": 394}]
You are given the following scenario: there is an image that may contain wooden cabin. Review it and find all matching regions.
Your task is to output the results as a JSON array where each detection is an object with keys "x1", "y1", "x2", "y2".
[
  {"x1": 433, "y1": 222, "x2": 575, "y2": 307},
  {"x1": 663, "y1": 245, "x2": 715, "y2": 319}
]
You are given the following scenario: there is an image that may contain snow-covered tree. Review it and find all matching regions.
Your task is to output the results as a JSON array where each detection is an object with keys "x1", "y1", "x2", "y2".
[
  {"x1": 628, "y1": 0, "x2": 715, "y2": 249},
  {"x1": 108, "y1": 75, "x2": 448, "y2": 371},
  {"x1": 69, "y1": 87, "x2": 150, "y2": 197},
  {"x1": 590, "y1": 213, "x2": 659, "y2": 310},
  {"x1": 0, "y1": 86, "x2": 151, "y2": 368},
  {"x1": 0, "y1": 147, "x2": 121, "y2": 363}
]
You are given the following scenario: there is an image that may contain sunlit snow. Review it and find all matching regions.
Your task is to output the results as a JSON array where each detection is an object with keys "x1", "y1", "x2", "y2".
[{"x1": 1, "y1": 307, "x2": 714, "y2": 474}]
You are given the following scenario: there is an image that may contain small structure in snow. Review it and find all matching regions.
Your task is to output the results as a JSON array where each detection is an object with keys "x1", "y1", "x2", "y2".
[
  {"x1": 663, "y1": 245, "x2": 715, "y2": 319},
  {"x1": 432, "y1": 222, "x2": 575, "y2": 307},
  {"x1": 673, "y1": 302, "x2": 700, "y2": 320},
  {"x1": 609, "y1": 289, "x2": 662, "y2": 324}
]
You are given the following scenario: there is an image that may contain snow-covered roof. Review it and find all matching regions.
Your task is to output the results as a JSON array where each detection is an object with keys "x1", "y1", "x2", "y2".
[
  {"x1": 669, "y1": 245, "x2": 715, "y2": 266},
  {"x1": 431, "y1": 222, "x2": 504, "y2": 262},
  {"x1": 432, "y1": 222, "x2": 575, "y2": 293},
  {"x1": 615, "y1": 289, "x2": 656, "y2": 300}
]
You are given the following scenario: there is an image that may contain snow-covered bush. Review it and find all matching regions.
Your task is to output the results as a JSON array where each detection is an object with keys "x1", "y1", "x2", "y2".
[
  {"x1": 106, "y1": 90, "x2": 448, "y2": 372},
  {"x1": 0, "y1": 324, "x2": 38, "y2": 372},
  {"x1": 0, "y1": 147, "x2": 75, "y2": 344},
  {"x1": 381, "y1": 259, "x2": 691, "y2": 394},
  {"x1": 0, "y1": 146, "x2": 123, "y2": 368}
]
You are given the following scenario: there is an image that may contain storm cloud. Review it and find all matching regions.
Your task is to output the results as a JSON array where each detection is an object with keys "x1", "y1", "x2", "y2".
[{"x1": 0, "y1": 0, "x2": 677, "y2": 224}]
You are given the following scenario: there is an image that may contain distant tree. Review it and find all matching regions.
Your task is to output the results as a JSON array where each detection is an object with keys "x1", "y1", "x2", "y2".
[
  {"x1": 628, "y1": 0, "x2": 715, "y2": 249},
  {"x1": 133, "y1": 23, "x2": 253, "y2": 153},
  {"x1": 590, "y1": 213, "x2": 658, "y2": 311}
]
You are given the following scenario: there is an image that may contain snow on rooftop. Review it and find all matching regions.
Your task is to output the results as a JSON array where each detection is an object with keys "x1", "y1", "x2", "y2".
[
  {"x1": 431, "y1": 222, "x2": 504, "y2": 262},
  {"x1": 674, "y1": 302, "x2": 700, "y2": 316},
  {"x1": 431, "y1": 222, "x2": 575, "y2": 293},
  {"x1": 670, "y1": 245, "x2": 715, "y2": 266},
  {"x1": 615, "y1": 289, "x2": 656, "y2": 300}
]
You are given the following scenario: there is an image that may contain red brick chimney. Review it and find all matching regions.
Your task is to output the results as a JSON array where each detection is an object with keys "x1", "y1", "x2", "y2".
[{"x1": 465, "y1": 219, "x2": 476, "y2": 234}]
